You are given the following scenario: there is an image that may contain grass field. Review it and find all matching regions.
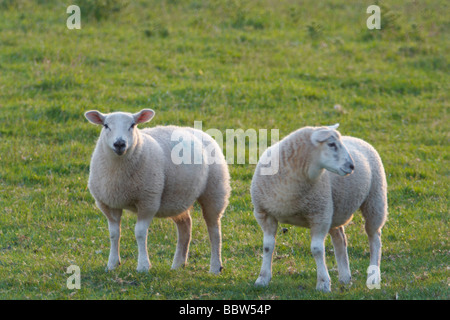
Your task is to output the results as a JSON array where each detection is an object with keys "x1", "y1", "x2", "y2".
[{"x1": 0, "y1": 0, "x2": 448, "y2": 300}]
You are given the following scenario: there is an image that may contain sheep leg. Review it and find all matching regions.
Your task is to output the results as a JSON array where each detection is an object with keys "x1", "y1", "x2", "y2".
[
  {"x1": 171, "y1": 210, "x2": 192, "y2": 269},
  {"x1": 367, "y1": 228, "x2": 382, "y2": 267},
  {"x1": 96, "y1": 202, "x2": 122, "y2": 271},
  {"x1": 329, "y1": 226, "x2": 351, "y2": 284},
  {"x1": 361, "y1": 197, "x2": 387, "y2": 288},
  {"x1": 198, "y1": 201, "x2": 224, "y2": 275},
  {"x1": 254, "y1": 211, "x2": 278, "y2": 287},
  {"x1": 365, "y1": 225, "x2": 383, "y2": 288},
  {"x1": 135, "y1": 215, "x2": 153, "y2": 272},
  {"x1": 204, "y1": 216, "x2": 223, "y2": 274},
  {"x1": 310, "y1": 224, "x2": 331, "y2": 292},
  {"x1": 106, "y1": 210, "x2": 123, "y2": 270},
  {"x1": 198, "y1": 175, "x2": 229, "y2": 275}
]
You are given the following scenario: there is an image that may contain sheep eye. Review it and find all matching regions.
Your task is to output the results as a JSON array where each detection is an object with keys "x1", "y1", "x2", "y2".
[
  {"x1": 130, "y1": 123, "x2": 136, "y2": 130},
  {"x1": 328, "y1": 142, "x2": 336, "y2": 148},
  {"x1": 103, "y1": 124, "x2": 110, "y2": 130}
]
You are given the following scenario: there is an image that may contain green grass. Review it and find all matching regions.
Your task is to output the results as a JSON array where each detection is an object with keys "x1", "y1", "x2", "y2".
[{"x1": 0, "y1": 0, "x2": 448, "y2": 300}]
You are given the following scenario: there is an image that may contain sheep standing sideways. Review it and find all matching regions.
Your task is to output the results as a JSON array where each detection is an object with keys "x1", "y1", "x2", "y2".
[
  {"x1": 84, "y1": 109, "x2": 230, "y2": 273},
  {"x1": 251, "y1": 124, "x2": 387, "y2": 292}
]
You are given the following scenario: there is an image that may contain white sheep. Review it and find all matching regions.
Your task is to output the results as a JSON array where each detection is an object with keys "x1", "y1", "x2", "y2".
[
  {"x1": 84, "y1": 109, "x2": 230, "y2": 273},
  {"x1": 251, "y1": 124, "x2": 387, "y2": 292}
]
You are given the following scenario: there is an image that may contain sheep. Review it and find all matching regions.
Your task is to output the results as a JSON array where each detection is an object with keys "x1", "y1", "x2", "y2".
[
  {"x1": 251, "y1": 124, "x2": 387, "y2": 292},
  {"x1": 84, "y1": 109, "x2": 231, "y2": 273}
]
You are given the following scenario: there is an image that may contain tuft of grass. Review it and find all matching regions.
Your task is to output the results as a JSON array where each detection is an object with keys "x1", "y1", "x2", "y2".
[
  {"x1": 306, "y1": 21, "x2": 324, "y2": 40},
  {"x1": 75, "y1": 0, "x2": 130, "y2": 21}
]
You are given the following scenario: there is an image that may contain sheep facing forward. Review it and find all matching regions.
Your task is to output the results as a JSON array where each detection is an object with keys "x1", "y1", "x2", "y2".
[
  {"x1": 85, "y1": 109, "x2": 230, "y2": 273},
  {"x1": 251, "y1": 124, "x2": 387, "y2": 292}
]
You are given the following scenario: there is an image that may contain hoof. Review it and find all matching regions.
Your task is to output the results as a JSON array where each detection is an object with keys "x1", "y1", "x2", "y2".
[
  {"x1": 255, "y1": 276, "x2": 270, "y2": 287},
  {"x1": 106, "y1": 260, "x2": 120, "y2": 272},
  {"x1": 316, "y1": 281, "x2": 331, "y2": 293},
  {"x1": 209, "y1": 265, "x2": 223, "y2": 275},
  {"x1": 136, "y1": 262, "x2": 151, "y2": 273},
  {"x1": 339, "y1": 274, "x2": 352, "y2": 285}
]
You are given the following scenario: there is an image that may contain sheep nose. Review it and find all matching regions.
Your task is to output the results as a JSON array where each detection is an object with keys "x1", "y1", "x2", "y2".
[
  {"x1": 349, "y1": 163, "x2": 354, "y2": 170},
  {"x1": 113, "y1": 139, "x2": 126, "y2": 149},
  {"x1": 113, "y1": 139, "x2": 126, "y2": 155}
]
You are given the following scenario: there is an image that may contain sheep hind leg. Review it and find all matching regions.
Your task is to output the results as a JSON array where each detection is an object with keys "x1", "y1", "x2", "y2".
[
  {"x1": 329, "y1": 226, "x2": 351, "y2": 285},
  {"x1": 197, "y1": 199, "x2": 225, "y2": 275},
  {"x1": 254, "y1": 211, "x2": 278, "y2": 287},
  {"x1": 361, "y1": 195, "x2": 387, "y2": 289},
  {"x1": 171, "y1": 209, "x2": 192, "y2": 270}
]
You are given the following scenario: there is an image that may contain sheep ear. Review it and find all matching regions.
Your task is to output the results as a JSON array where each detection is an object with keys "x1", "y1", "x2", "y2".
[
  {"x1": 328, "y1": 123, "x2": 339, "y2": 130},
  {"x1": 134, "y1": 109, "x2": 155, "y2": 124},
  {"x1": 85, "y1": 110, "x2": 106, "y2": 125},
  {"x1": 311, "y1": 128, "x2": 333, "y2": 146}
]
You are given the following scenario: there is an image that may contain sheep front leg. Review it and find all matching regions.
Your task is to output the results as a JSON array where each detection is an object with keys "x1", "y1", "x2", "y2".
[
  {"x1": 107, "y1": 211, "x2": 123, "y2": 270},
  {"x1": 254, "y1": 211, "x2": 278, "y2": 287},
  {"x1": 97, "y1": 202, "x2": 122, "y2": 271},
  {"x1": 135, "y1": 215, "x2": 153, "y2": 272},
  {"x1": 310, "y1": 224, "x2": 331, "y2": 292},
  {"x1": 329, "y1": 226, "x2": 351, "y2": 284}
]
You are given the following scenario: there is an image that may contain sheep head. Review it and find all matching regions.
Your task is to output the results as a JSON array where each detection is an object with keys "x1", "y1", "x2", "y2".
[
  {"x1": 85, "y1": 109, "x2": 155, "y2": 156},
  {"x1": 310, "y1": 124, "x2": 354, "y2": 176}
]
